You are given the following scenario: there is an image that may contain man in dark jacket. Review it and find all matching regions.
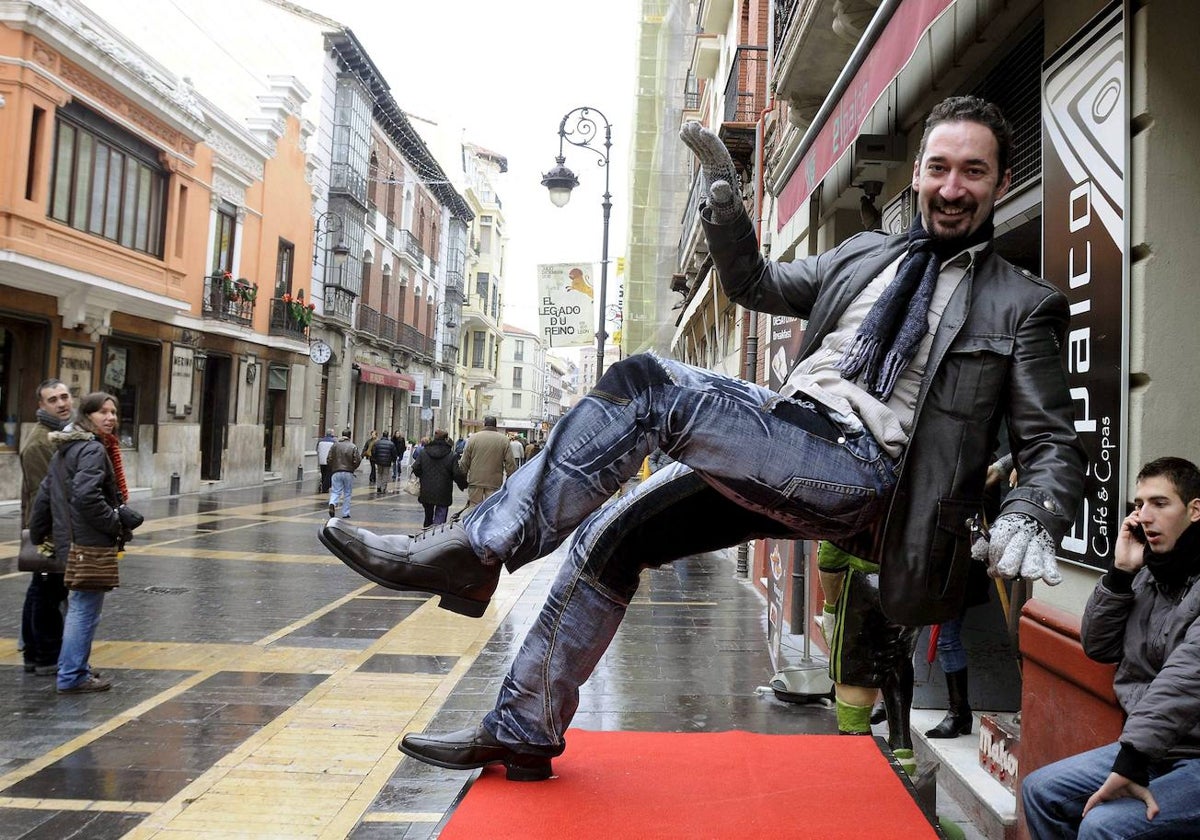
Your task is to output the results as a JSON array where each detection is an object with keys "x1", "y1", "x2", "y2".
[
  {"x1": 1022, "y1": 457, "x2": 1200, "y2": 838},
  {"x1": 413, "y1": 429, "x2": 460, "y2": 528},
  {"x1": 19, "y1": 379, "x2": 73, "y2": 675},
  {"x1": 320, "y1": 97, "x2": 1085, "y2": 779},
  {"x1": 370, "y1": 432, "x2": 397, "y2": 494}
]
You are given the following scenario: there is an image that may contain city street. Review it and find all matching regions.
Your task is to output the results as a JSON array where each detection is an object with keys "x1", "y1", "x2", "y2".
[{"x1": 0, "y1": 479, "x2": 856, "y2": 838}]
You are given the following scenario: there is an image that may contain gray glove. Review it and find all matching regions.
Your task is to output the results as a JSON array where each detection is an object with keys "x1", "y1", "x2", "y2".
[
  {"x1": 971, "y1": 512, "x2": 1061, "y2": 585},
  {"x1": 679, "y1": 121, "x2": 742, "y2": 223}
]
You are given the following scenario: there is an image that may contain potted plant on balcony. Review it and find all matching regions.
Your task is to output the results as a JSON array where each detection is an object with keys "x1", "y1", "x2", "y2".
[
  {"x1": 282, "y1": 290, "x2": 316, "y2": 328},
  {"x1": 232, "y1": 279, "x2": 257, "y2": 304}
]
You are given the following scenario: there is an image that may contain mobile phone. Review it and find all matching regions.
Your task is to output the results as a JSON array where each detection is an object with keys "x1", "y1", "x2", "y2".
[{"x1": 1130, "y1": 523, "x2": 1148, "y2": 545}]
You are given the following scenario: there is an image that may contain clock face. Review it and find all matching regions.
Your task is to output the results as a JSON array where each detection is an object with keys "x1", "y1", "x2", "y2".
[{"x1": 310, "y1": 340, "x2": 332, "y2": 364}]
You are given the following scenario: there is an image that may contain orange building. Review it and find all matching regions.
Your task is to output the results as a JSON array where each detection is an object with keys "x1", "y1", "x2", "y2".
[{"x1": 0, "y1": 1, "x2": 316, "y2": 500}]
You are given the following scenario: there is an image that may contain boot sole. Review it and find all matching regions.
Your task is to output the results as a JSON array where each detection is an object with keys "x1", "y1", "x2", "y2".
[
  {"x1": 397, "y1": 741, "x2": 552, "y2": 782},
  {"x1": 317, "y1": 526, "x2": 488, "y2": 618}
]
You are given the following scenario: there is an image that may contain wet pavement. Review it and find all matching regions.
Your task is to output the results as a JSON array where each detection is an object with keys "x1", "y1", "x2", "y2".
[{"x1": 0, "y1": 478, "x2": 964, "y2": 838}]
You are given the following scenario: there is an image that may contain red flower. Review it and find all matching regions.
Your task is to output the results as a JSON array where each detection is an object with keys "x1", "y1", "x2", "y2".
[
  {"x1": 282, "y1": 293, "x2": 293, "y2": 303},
  {"x1": 306, "y1": 302, "x2": 316, "y2": 310}
]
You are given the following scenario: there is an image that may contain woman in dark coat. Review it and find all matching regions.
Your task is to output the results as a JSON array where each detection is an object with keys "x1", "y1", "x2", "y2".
[
  {"x1": 412, "y1": 429, "x2": 459, "y2": 528},
  {"x1": 29, "y1": 391, "x2": 141, "y2": 694}
]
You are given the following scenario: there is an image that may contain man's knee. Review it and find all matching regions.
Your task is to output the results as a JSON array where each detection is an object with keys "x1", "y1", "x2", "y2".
[{"x1": 592, "y1": 353, "x2": 666, "y2": 401}]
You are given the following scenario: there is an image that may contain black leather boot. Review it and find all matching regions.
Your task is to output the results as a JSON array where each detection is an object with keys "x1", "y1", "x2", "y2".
[{"x1": 924, "y1": 667, "x2": 972, "y2": 738}]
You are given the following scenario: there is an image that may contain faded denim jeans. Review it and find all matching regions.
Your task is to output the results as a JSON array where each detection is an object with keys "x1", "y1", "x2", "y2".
[{"x1": 460, "y1": 353, "x2": 897, "y2": 752}]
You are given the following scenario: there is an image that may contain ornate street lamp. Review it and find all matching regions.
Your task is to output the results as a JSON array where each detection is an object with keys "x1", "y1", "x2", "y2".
[
  {"x1": 313, "y1": 210, "x2": 349, "y2": 267},
  {"x1": 541, "y1": 106, "x2": 613, "y2": 383}
]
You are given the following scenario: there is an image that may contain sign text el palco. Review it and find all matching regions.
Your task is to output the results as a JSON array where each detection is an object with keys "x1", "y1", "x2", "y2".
[{"x1": 1041, "y1": 0, "x2": 1128, "y2": 570}]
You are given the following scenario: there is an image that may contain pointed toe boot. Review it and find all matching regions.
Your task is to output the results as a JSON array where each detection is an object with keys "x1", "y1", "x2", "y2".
[
  {"x1": 318, "y1": 519, "x2": 499, "y2": 617},
  {"x1": 399, "y1": 725, "x2": 554, "y2": 782}
]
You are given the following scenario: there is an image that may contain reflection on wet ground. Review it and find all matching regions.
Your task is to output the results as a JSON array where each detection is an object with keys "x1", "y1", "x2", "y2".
[{"x1": 0, "y1": 479, "x2": 840, "y2": 838}]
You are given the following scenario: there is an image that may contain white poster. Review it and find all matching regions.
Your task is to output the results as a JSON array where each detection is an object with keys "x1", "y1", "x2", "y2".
[
  {"x1": 409, "y1": 372, "x2": 425, "y2": 406},
  {"x1": 537, "y1": 262, "x2": 595, "y2": 348},
  {"x1": 430, "y1": 377, "x2": 443, "y2": 408}
]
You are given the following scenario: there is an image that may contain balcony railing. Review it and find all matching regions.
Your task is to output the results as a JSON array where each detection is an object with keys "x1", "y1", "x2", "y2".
[
  {"x1": 724, "y1": 45, "x2": 769, "y2": 123},
  {"x1": 203, "y1": 275, "x2": 255, "y2": 326},
  {"x1": 774, "y1": 0, "x2": 799, "y2": 56},
  {"x1": 324, "y1": 285, "x2": 355, "y2": 325},
  {"x1": 356, "y1": 303, "x2": 380, "y2": 337},
  {"x1": 678, "y1": 168, "x2": 704, "y2": 266},
  {"x1": 399, "y1": 229, "x2": 425, "y2": 264},
  {"x1": 268, "y1": 297, "x2": 309, "y2": 339},
  {"x1": 379, "y1": 314, "x2": 398, "y2": 344},
  {"x1": 399, "y1": 323, "x2": 434, "y2": 358}
]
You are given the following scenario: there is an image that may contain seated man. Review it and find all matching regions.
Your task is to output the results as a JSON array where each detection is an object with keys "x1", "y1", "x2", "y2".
[
  {"x1": 319, "y1": 96, "x2": 1085, "y2": 781},
  {"x1": 1021, "y1": 457, "x2": 1200, "y2": 838}
]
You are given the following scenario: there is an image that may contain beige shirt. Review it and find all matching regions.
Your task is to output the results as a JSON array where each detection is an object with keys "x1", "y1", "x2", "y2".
[{"x1": 783, "y1": 246, "x2": 984, "y2": 459}]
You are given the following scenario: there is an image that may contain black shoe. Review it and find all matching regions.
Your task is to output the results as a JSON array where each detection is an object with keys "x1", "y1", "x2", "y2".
[
  {"x1": 870, "y1": 699, "x2": 887, "y2": 725},
  {"x1": 328, "y1": 503, "x2": 336, "y2": 518},
  {"x1": 24, "y1": 662, "x2": 58, "y2": 676},
  {"x1": 399, "y1": 725, "x2": 554, "y2": 781},
  {"x1": 318, "y1": 519, "x2": 499, "y2": 617}
]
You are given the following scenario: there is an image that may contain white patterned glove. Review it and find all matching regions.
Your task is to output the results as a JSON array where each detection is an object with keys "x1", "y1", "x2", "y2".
[
  {"x1": 971, "y1": 513, "x2": 1062, "y2": 585},
  {"x1": 679, "y1": 121, "x2": 742, "y2": 223}
]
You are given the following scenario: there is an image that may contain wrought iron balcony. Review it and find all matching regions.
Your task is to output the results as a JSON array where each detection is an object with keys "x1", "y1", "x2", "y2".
[
  {"x1": 399, "y1": 323, "x2": 434, "y2": 358},
  {"x1": 356, "y1": 303, "x2": 380, "y2": 336},
  {"x1": 379, "y1": 314, "x2": 398, "y2": 344},
  {"x1": 724, "y1": 45, "x2": 769, "y2": 124},
  {"x1": 324, "y1": 286, "x2": 355, "y2": 326},
  {"x1": 399, "y1": 229, "x2": 425, "y2": 264},
  {"x1": 268, "y1": 297, "x2": 309, "y2": 339},
  {"x1": 203, "y1": 274, "x2": 256, "y2": 326}
]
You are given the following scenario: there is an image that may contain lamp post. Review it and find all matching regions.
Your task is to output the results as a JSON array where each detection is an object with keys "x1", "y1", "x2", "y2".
[
  {"x1": 313, "y1": 210, "x2": 350, "y2": 268},
  {"x1": 541, "y1": 106, "x2": 613, "y2": 384}
]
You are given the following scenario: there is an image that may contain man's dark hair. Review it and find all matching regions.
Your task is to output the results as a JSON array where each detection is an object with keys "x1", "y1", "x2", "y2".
[
  {"x1": 483, "y1": 416, "x2": 497, "y2": 428},
  {"x1": 1137, "y1": 457, "x2": 1200, "y2": 504},
  {"x1": 918, "y1": 95, "x2": 1013, "y2": 177},
  {"x1": 35, "y1": 378, "x2": 66, "y2": 401}
]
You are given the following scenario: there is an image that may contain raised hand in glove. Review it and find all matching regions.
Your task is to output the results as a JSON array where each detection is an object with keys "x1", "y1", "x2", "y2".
[
  {"x1": 970, "y1": 512, "x2": 1062, "y2": 585},
  {"x1": 679, "y1": 121, "x2": 742, "y2": 223}
]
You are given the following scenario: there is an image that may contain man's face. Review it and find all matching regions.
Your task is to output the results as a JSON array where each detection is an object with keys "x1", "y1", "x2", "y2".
[
  {"x1": 1133, "y1": 475, "x2": 1200, "y2": 553},
  {"x1": 38, "y1": 384, "x2": 73, "y2": 421},
  {"x1": 912, "y1": 120, "x2": 1011, "y2": 240}
]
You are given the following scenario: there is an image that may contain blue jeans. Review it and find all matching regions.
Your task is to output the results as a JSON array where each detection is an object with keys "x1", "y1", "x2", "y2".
[
  {"x1": 463, "y1": 354, "x2": 897, "y2": 751},
  {"x1": 329, "y1": 471, "x2": 353, "y2": 516},
  {"x1": 1022, "y1": 743, "x2": 1200, "y2": 839},
  {"x1": 935, "y1": 616, "x2": 968, "y2": 674},
  {"x1": 58, "y1": 589, "x2": 105, "y2": 690}
]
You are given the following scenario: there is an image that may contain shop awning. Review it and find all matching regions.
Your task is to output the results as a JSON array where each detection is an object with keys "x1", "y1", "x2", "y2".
[{"x1": 354, "y1": 363, "x2": 416, "y2": 390}]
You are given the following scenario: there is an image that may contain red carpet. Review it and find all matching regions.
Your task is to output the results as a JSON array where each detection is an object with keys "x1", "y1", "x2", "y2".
[{"x1": 439, "y1": 730, "x2": 940, "y2": 839}]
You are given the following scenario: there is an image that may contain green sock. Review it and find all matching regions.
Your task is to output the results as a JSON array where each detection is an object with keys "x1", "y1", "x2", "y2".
[
  {"x1": 893, "y1": 747, "x2": 916, "y2": 777},
  {"x1": 836, "y1": 698, "x2": 872, "y2": 734},
  {"x1": 822, "y1": 601, "x2": 837, "y2": 615}
]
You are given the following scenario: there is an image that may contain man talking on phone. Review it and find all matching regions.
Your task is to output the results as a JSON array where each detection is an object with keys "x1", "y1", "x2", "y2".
[{"x1": 1021, "y1": 456, "x2": 1200, "y2": 838}]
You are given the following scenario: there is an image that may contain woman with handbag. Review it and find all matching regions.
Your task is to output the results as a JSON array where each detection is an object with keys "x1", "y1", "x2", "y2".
[{"x1": 29, "y1": 391, "x2": 143, "y2": 694}]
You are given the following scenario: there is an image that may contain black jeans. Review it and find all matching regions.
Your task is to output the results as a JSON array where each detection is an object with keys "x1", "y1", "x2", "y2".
[{"x1": 21, "y1": 571, "x2": 67, "y2": 666}]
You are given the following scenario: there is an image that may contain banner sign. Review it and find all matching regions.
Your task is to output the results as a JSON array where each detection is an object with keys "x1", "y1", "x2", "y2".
[
  {"x1": 537, "y1": 262, "x2": 596, "y2": 348},
  {"x1": 1042, "y1": 0, "x2": 1128, "y2": 570}
]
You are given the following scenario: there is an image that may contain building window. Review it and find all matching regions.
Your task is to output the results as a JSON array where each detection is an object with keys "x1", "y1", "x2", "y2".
[
  {"x1": 476, "y1": 272, "x2": 489, "y2": 300},
  {"x1": 472, "y1": 330, "x2": 485, "y2": 368},
  {"x1": 511, "y1": 393, "x2": 522, "y2": 408},
  {"x1": 512, "y1": 367, "x2": 522, "y2": 389},
  {"x1": 479, "y1": 224, "x2": 492, "y2": 255},
  {"x1": 274, "y1": 239, "x2": 294, "y2": 297},
  {"x1": 514, "y1": 340, "x2": 525, "y2": 362},
  {"x1": 211, "y1": 203, "x2": 237, "y2": 274},
  {"x1": 49, "y1": 102, "x2": 167, "y2": 257}
]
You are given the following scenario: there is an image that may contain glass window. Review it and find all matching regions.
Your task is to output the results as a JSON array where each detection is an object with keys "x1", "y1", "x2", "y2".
[
  {"x1": 514, "y1": 340, "x2": 524, "y2": 361},
  {"x1": 49, "y1": 105, "x2": 166, "y2": 257},
  {"x1": 512, "y1": 367, "x2": 522, "y2": 389},
  {"x1": 211, "y1": 204, "x2": 236, "y2": 274},
  {"x1": 471, "y1": 331, "x2": 485, "y2": 368},
  {"x1": 275, "y1": 239, "x2": 294, "y2": 298},
  {"x1": 511, "y1": 393, "x2": 522, "y2": 408}
]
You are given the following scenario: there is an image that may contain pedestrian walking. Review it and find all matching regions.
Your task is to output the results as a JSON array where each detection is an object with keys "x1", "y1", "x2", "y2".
[
  {"x1": 316, "y1": 428, "x2": 336, "y2": 493},
  {"x1": 413, "y1": 429, "x2": 460, "y2": 528},
  {"x1": 327, "y1": 429, "x2": 361, "y2": 518}
]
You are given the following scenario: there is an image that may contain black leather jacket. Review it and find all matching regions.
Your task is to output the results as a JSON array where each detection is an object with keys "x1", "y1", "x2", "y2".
[{"x1": 704, "y1": 208, "x2": 1086, "y2": 624}]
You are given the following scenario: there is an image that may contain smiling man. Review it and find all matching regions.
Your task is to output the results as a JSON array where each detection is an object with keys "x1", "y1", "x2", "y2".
[
  {"x1": 1022, "y1": 457, "x2": 1200, "y2": 839},
  {"x1": 319, "y1": 97, "x2": 1086, "y2": 780}
]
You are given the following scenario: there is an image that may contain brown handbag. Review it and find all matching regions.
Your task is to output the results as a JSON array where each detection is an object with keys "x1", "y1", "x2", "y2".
[{"x1": 17, "y1": 529, "x2": 61, "y2": 573}]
